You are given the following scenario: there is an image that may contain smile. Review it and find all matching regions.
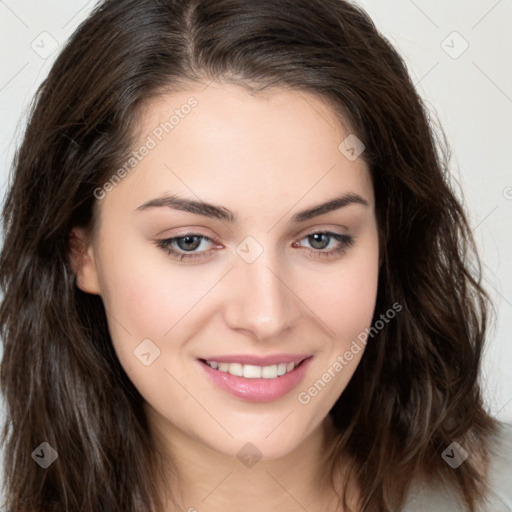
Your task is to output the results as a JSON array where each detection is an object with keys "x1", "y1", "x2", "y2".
[
  {"x1": 204, "y1": 360, "x2": 299, "y2": 379},
  {"x1": 198, "y1": 355, "x2": 313, "y2": 402}
]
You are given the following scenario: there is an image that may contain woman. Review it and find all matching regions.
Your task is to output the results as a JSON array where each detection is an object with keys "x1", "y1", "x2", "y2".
[{"x1": 0, "y1": 0, "x2": 510, "y2": 511}]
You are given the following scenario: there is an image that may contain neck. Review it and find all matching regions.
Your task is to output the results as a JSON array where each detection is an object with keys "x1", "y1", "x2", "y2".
[{"x1": 145, "y1": 408, "x2": 351, "y2": 512}]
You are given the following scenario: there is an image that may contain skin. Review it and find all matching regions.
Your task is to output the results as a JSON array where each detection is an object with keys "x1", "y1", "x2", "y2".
[{"x1": 71, "y1": 82, "x2": 380, "y2": 511}]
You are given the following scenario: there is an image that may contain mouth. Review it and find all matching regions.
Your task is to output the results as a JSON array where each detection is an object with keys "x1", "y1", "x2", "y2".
[
  {"x1": 197, "y1": 355, "x2": 313, "y2": 402},
  {"x1": 199, "y1": 357, "x2": 309, "y2": 379}
]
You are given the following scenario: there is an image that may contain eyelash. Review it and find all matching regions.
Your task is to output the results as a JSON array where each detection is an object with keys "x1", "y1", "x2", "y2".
[{"x1": 155, "y1": 231, "x2": 355, "y2": 262}]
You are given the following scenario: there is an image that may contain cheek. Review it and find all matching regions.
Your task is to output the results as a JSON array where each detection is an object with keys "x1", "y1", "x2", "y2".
[
  {"x1": 296, "y1": 253, "x2": 379, "y2": 423},
  {"x1": 99, "y1": 264, "x2": 171, "y2": 336},
  {"x1": 95, "y1": 254, "x2": 195, "y2": 406},
  {"x1": 92, "y1": 237, "x2": 176, "y2": 370},
  {"x1": 96, "y1": 237, "x2": 203, "y2": 337},
  {"x1": 305, "y1": 246, "x2": 379, "y2": 346},
  {"x1": 95, "y1": 240, "x2": 227, "y2": 383}
]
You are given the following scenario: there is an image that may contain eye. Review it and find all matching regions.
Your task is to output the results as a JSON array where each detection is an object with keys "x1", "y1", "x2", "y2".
[
  {"x1": 155, "y1": 230, "x2": 355, "y2": 262},
  {"x1": 156, "y1": 234, "x2": 216, "y2": 261},
  {"x1": 292, "y1": 231, "x2": 355, "y2": 260}
]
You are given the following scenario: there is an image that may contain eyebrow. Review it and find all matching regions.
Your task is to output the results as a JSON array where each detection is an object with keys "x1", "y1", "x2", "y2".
[{"x1": 134, "y1": 192, "x2": 369, "y2": 223}]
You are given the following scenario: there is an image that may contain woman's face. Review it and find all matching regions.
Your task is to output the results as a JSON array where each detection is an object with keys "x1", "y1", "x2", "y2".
[{"x1": 74, "y1": 82, "x2": 379, "y2": 460}]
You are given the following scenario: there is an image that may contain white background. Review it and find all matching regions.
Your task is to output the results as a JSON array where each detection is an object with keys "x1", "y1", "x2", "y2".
[{"x1": 0, "y1": 0, "x2": 511, "y2": 491}]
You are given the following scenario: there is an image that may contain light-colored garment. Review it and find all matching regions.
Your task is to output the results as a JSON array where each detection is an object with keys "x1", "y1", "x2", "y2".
[{"x1": 401, "y1": 421, "x2": 512, "y2": 511}]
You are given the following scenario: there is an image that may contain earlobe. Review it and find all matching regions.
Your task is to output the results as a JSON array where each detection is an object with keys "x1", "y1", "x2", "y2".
[{"x1": 69, "y1": 227, "x2": 101, "y2": 295}]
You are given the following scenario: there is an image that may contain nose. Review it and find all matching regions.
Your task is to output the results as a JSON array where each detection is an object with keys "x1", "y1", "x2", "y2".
[{"x1": 223, "y1": 250, "x2": 302, "y2": 341}]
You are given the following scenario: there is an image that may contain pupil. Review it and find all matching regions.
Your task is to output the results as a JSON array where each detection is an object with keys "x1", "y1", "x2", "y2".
[
  {"x1": 310, "y1": 233, "x2": 329, "y2": 249},
  {"x1": 179, "y1": 235, "x2": 200, "y2": 251}
]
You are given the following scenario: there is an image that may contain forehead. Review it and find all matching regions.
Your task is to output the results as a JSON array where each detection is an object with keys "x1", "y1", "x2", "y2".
[
  {"x1": 138, "y1": 82, "x2": 353, "y2": 159},
  {"x1": 100, "y1": 82, "x2": 374, "y2": 220}
]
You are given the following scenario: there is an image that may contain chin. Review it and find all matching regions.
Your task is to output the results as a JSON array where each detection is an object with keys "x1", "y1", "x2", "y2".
[{"x1": 207, "y1": 428, "x2": 307, "y2": 463}]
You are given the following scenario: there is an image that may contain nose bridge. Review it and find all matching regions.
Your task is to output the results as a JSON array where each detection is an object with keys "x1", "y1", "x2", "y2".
[{"x1": 224, "y1": 243, "x2": 299, "y2": 339}]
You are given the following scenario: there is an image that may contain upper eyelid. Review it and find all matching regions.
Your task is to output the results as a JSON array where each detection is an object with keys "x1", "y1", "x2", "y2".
[
  {"x1": 163, "y1": 229, "x2": 349, "y2": 250},
  {"x1": 161, "y1": 224, "x2": 349, "y2": 241}
]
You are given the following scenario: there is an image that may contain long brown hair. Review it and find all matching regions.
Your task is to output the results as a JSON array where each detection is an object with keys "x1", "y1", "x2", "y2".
[{"x1": 0, "y1": 0, "x2": 499, "y2": 510}]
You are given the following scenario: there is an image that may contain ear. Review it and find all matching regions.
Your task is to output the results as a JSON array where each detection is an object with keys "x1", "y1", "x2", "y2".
[{"x1": 69, "y1": 227, "x2": 101, "y2": 295}]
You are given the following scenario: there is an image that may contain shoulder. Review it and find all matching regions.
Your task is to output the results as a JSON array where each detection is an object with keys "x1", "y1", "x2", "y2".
[
  {"x1": 401, "y1": 421, "x2": 512, "y2": 512},
  {"x1": 483, "y1": 421, "x2": 512, "y2": 510}
]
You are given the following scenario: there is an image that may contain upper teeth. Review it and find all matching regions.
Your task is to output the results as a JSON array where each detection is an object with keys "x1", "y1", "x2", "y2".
[{"x1": 206, "y1": 361, "x2": 297, "y2": 379}]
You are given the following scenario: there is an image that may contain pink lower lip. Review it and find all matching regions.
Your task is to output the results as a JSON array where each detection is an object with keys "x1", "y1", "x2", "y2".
[{"x1": 198, "y1": 357, "x2": 313, "y2": 402}]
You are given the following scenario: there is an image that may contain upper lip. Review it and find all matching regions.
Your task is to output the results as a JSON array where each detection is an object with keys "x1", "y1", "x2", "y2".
[{"x1": 200, "y1": 353, "x2": 312, "y2": 366}]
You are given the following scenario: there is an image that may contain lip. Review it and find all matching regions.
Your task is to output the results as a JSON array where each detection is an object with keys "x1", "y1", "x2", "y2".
[
  {"x1": 197, "y1": 355, "x2": 314, "y2": 402},
  {"x1": 200, "y1": 353, "x2": 311, "y2": 366}
]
